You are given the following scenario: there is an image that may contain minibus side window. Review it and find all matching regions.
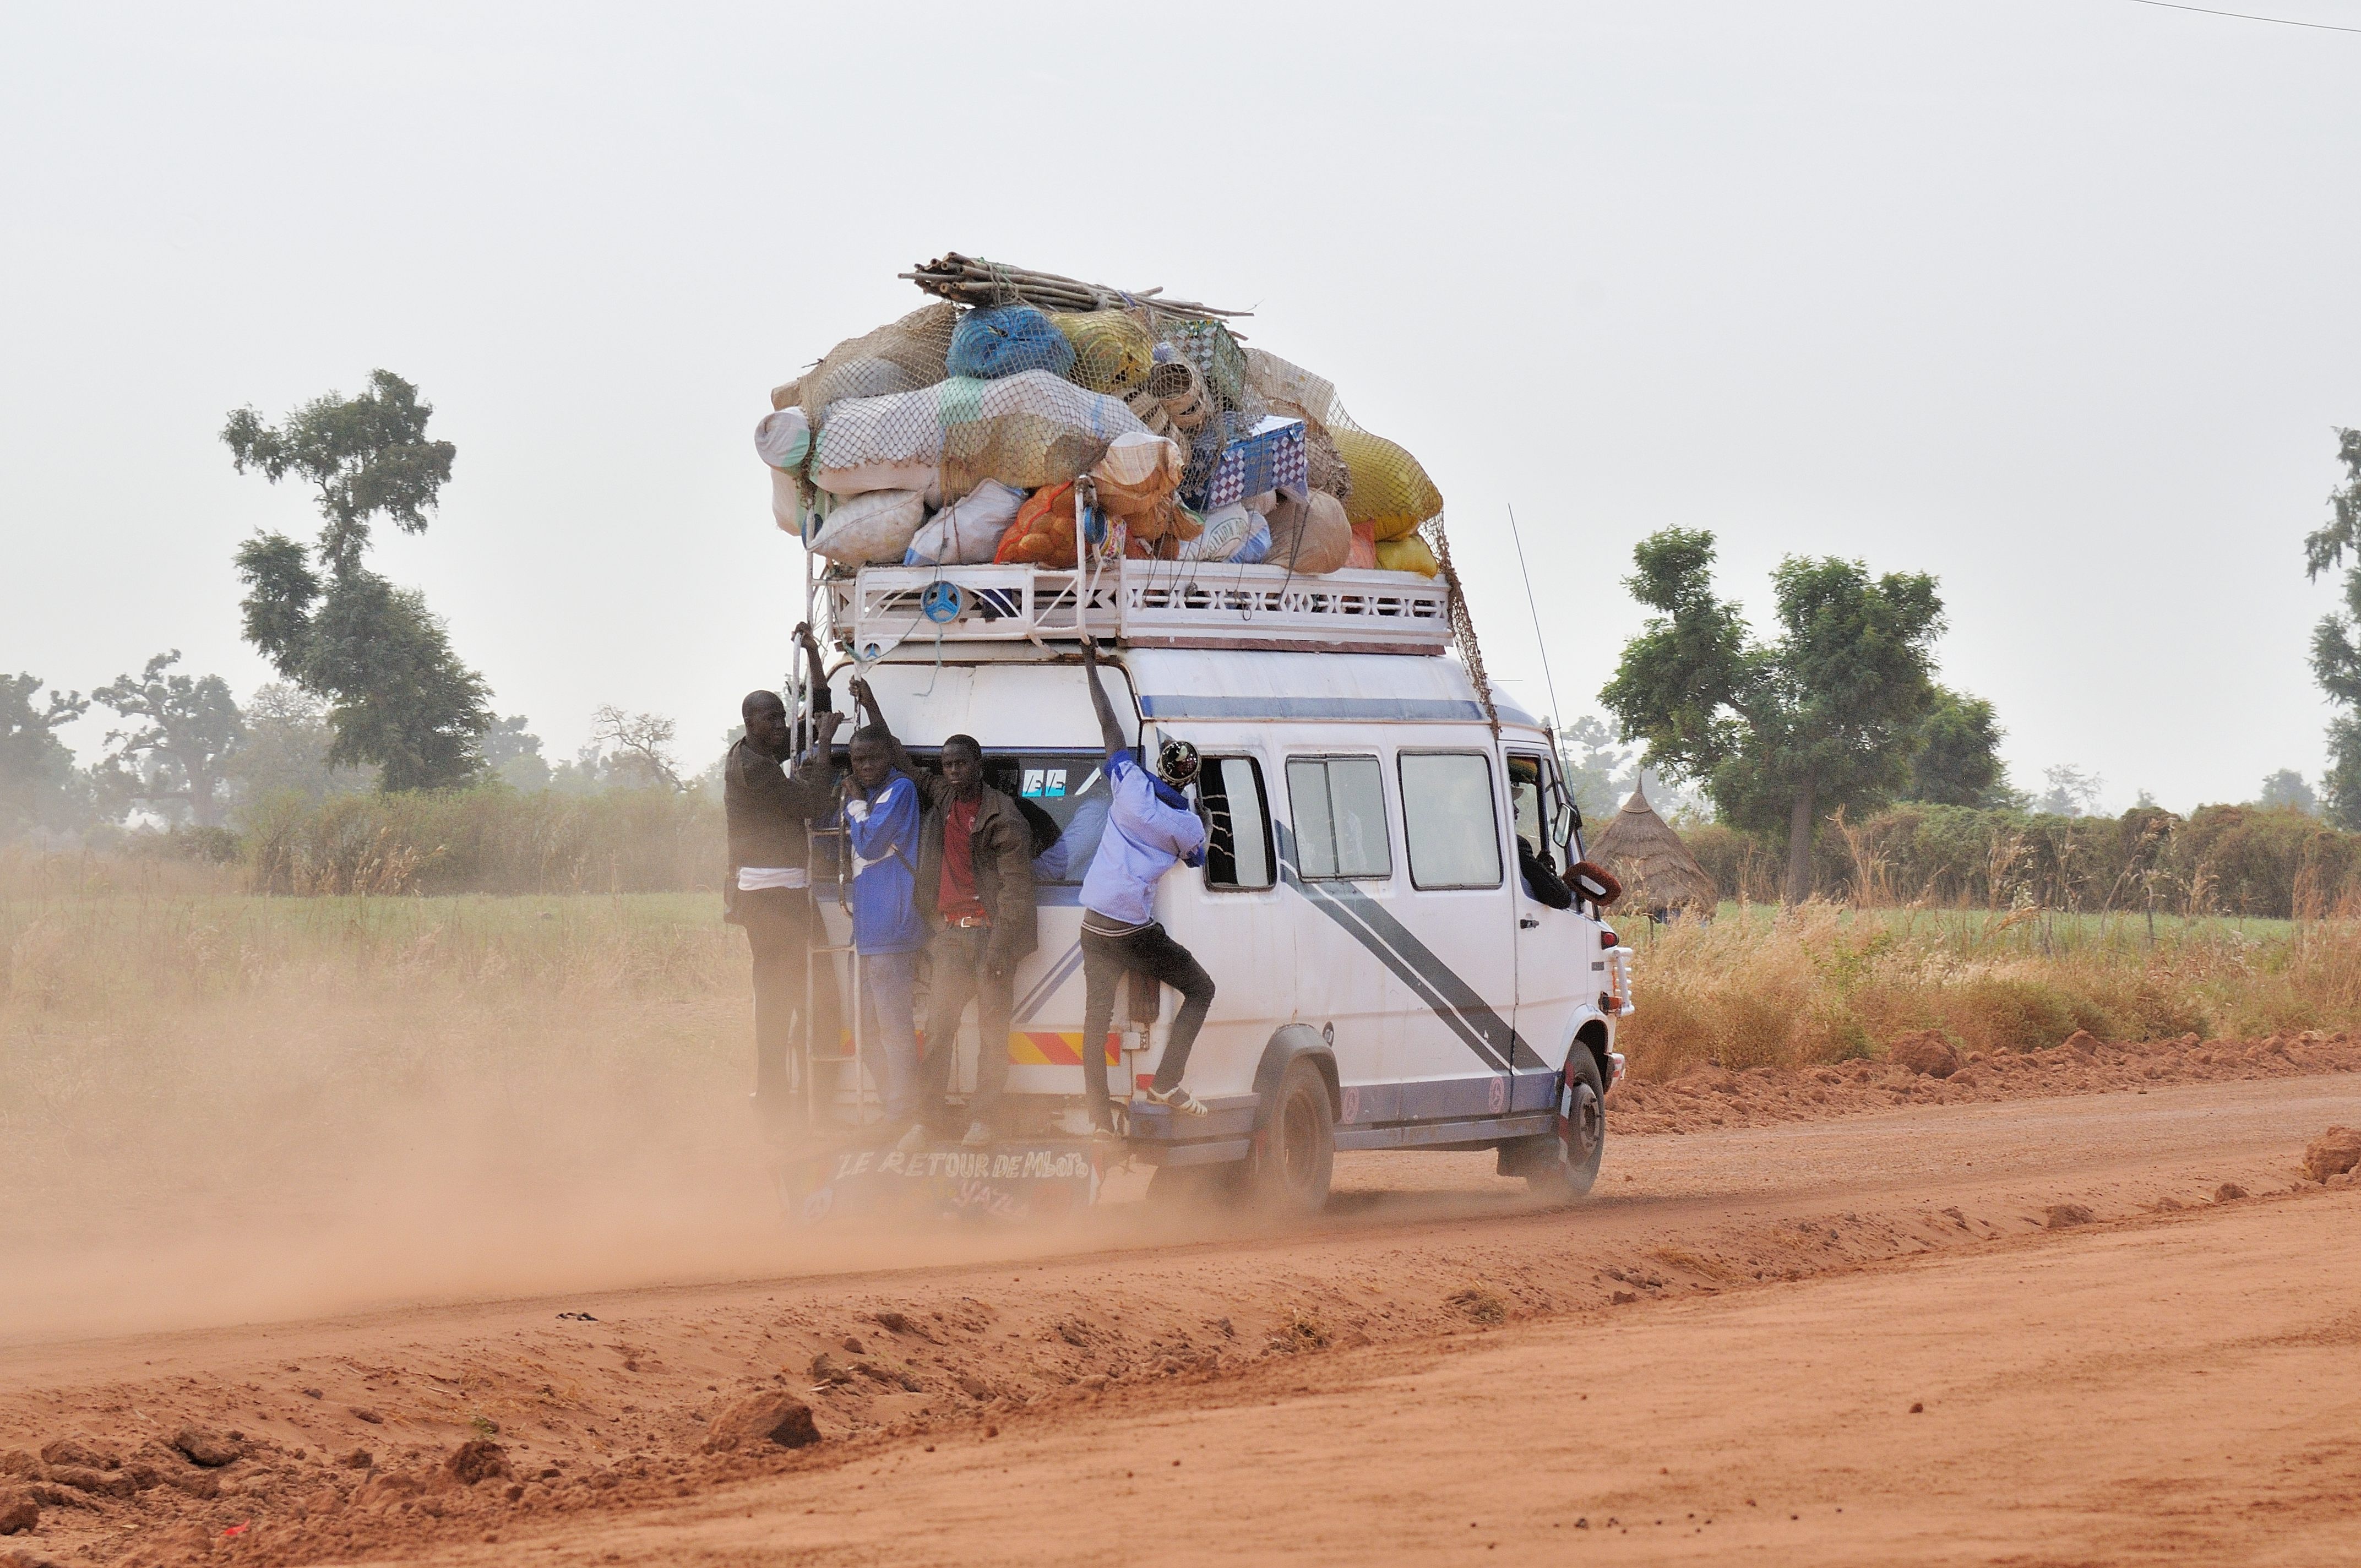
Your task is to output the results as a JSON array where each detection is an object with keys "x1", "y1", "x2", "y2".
[
  {"x1": 1399, "y1": 752, "x2": 1503, "y2": 890},
  {"x1": 1286, "y1": 756, "x2": 1392, "y2": 880},
  {"x1": 1508, "y1": 752, "x2": 1569, "y2": 865},
  {"x1": 1198, "y1": 756, "x2": 1275, "y2": 891}
]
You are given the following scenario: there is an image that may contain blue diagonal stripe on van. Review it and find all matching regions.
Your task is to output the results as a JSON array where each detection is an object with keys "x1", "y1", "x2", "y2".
[
  {"x1": 1012, "y1": 941, "x2": 1085, "y2": 1026},
  {"x1": 1272, "y1": 821, "x2": 1539, "y2": 1075},
  {"x1": 1137, "y1": 695, "x2": 1490, "y2": 722}
]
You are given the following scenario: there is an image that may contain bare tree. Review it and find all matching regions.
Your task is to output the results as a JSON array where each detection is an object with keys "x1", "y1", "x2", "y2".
[{"x1": 590, "y1": 705, "x2": 682, "y2": 791}]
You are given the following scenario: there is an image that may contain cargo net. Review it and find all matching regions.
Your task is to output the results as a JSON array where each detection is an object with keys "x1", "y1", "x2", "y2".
[{"x1": 759, "y1": 253, "x2": 1492, "y2": 714}]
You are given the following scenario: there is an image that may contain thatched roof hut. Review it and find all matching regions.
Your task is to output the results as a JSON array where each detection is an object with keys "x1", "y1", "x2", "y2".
[{"x1": 1591, "y1": 783, "x2": 1718, "y2": 918}]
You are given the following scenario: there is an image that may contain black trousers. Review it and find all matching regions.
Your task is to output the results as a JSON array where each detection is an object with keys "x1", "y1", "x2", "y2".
[
  {"x1": 740, "y1": 887, "x2": 840, "y2": 1114},
  {"x1": 1079, "y1": 920, "x2": 1215, "y2": 1125},
  {"x1": 918, "y1": 925, "x2": 1015, "y2": 1128}
]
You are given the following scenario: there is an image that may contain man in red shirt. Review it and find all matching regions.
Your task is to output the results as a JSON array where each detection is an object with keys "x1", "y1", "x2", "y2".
[{"x1": 848, "y1": 684, "x2": 1040, "y2": 1147}]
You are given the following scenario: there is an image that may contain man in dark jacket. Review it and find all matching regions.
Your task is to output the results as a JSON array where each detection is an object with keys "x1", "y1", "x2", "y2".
[
  {"x1": 850, "y1": 679, "x2": 1039, "y2": 1146},
  {"x1": 725, "y1": 624, "x2": 842, "y2": 1134}
]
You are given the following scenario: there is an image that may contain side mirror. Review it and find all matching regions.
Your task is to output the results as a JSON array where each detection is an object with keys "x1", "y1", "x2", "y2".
[{"x1": 1570, "y1": 859, "x2": 1622, "y2": 907}]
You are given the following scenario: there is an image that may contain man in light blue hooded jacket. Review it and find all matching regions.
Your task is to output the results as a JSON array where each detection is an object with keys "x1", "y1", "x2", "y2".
[{"x1": 1075, "y1": 635, "x2": 1214, "y2": 1136}]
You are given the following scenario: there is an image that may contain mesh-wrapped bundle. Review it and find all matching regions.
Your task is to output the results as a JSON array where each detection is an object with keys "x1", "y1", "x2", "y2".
[
  {"x1": 948, "y1": 304, "x2": 1076, "y2": 381},
  {"x1": 1332, "y1": 428, "x2": 1443, "y2": 541},
  {"x1": 799, "y1": 303, "x2": 960, "y2": 429},
  {"x1": 809, "y1": 383, "x2": 945, "y2": 498},
  {"x1": 939, "y1": 370, "x2": 1150, "y2": 497},
  {"x1": 1052, "y1": 311, "x2": 1155, "y2": 395}
]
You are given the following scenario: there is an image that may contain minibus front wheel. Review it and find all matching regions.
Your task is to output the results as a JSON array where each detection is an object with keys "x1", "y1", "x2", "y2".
[{"x1": 1521, "y1": 1050, "x2": 1606, "y2": 1201}]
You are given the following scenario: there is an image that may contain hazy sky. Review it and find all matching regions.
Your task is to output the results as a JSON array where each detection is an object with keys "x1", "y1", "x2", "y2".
[{"x1": 5, "y1": 1, "x2": 2356, "y2": 812}]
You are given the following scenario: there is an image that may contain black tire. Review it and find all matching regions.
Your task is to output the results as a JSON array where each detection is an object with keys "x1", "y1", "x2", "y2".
[
  {"x1": 1525, "y1": 1049, "x2": 1606, "y2": 1201},
  {"x1": 1239, "y1": 1057, "x2": 1335, "y2": 1217}
]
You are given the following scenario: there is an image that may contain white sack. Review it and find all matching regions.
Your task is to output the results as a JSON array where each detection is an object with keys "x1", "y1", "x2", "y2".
[
  {"x1": 904, "y1": 480, "x2": 1026, "y2": 567},
  {"x1": 754, "y1": 407, "x2": 812, "y2": 470},
  {"x1": 809, "y1": 488, "x2": 927, "y2": 564},
  {"x1": 813, "y1": 459, "x2": 942, "y2": 500},
  {"x1": 1177, "y1": 502, "x2": 1263, "y2": 563}
]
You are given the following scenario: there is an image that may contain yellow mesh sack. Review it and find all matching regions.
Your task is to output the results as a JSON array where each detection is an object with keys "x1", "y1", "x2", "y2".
[
  {"x1": 1332, "y1": 428, "x2": 1443, "y2": 541},
  {"x1": 1374, "y1": 534, "x2": 1439, "y2": 578},
  {"x1": 1051, "y1": 311, "x2": 1155, "y2": 396}
]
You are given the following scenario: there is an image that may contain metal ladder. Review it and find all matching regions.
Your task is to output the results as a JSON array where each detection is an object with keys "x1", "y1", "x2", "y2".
[{"x1": 787, "y1": 543, "x2": 877, "y2": 1132}]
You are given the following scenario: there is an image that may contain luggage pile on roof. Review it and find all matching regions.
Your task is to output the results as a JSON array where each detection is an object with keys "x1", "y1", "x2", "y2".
[{"x1": 754, "y1": 253, "x2": 1448, "y2": 580}]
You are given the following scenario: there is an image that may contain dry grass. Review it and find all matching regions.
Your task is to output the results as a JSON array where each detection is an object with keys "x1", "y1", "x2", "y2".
[
  {"x1": 0, "y1": 879, "x2": 758, "y2": 1336},
  {"x1": 1617, "y1": 899, "x2": 2361, "y2": 1080}
]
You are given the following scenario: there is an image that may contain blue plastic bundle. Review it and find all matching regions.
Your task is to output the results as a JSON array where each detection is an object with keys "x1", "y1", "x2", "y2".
[{"x1": 948, "y1": 304, "x2": 1076, "y2": 382}]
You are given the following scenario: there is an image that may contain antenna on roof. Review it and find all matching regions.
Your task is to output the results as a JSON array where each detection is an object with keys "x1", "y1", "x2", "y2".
[{"x1": 1506, "y1": 504, "x2": 1563, "y2": 729}]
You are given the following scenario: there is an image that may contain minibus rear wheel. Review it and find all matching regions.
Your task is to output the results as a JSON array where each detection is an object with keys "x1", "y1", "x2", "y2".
[
  {"x1": 1241, "y1": 1057, "x2": 1335, "y2": 1217},
  {"x1": 1526, "y1": 1050, "x2": 1606, "y2": 1201}
]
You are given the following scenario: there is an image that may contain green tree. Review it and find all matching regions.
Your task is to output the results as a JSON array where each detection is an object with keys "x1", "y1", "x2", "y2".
[
  {"x1": 483, "y1": 715, "x2": 548, "y2": 790},
  {"x1": 2303, "y1": 428, "x2": 2361, "y2": 828},
  {"x1": 1901, "y1": 686, "x2": 2011, "y2": 808},
  {"x1": 2256, "y1": 769, "x2": 2319, "y2": 815},
  {"x1": 1556, "y1": 714, "x2": 1634, "y2": 827},
  {"x1": 1601, "y1": 529, "x2": 1945, "y2": 902},
  {"x1": 225, "y1": 683, "x2": 373, "y2": 810},
  {"x1": 224, "y1": 371, "x2": 491, "y2": 791},
  {"x1": 1, "y1": 674, "x2": 90, "y2": 837},
  {"x1": 90, "y1": 651, "x2": 244, "y2": 827}
]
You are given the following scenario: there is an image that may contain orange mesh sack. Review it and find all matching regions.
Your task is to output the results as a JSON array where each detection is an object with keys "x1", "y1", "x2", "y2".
[
  {"x1": 1332, "y1": 428, "x2": 1443, "y2": 541},
  {"x1": 993, "y1": 481, "x2": 1081, "y2": 568},
  {"x1": 1347, "y1": 520, "x2": 1378, "y2": 570}
]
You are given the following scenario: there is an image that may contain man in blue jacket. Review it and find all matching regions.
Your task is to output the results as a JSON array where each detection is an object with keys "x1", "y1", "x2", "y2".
[
  {"x1": 1076, "y1": 635, "x2": 1215, "y2": 1136},
  {"x1": 839, "y1": 702, "x2": 928, "y2": 1149}
]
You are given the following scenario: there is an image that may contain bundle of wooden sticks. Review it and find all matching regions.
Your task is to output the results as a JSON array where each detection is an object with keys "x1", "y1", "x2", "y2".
[{"x1": 902, "y1": 252, "x2": 1250, "y2": 323}]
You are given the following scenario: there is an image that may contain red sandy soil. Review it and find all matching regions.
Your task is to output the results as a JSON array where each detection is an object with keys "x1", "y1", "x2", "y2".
[
  {"x1": 3, "y1": 1069, "x2": 2358, "y2": 1566},
  {"x1": 1610, "y1": 1026, "x2": 2361, "y2": 1134}
]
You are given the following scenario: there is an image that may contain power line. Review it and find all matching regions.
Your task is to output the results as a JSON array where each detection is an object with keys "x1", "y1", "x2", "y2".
[{"x1": 2125, "y1": 0, "x2": 2361, "y2": 34}]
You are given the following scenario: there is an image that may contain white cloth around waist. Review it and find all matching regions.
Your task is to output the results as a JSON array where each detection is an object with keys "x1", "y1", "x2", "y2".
[{"x1": 736, "y1": 867, "x2": 809, "y2": 891}]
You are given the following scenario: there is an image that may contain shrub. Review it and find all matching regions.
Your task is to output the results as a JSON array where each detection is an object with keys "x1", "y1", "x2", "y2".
[{"x1": 241, "y1": 786, "x2": 724, "y2": 895}]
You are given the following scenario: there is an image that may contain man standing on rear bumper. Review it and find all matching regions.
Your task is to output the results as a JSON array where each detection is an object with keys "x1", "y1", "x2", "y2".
[
  {"x1": 1075, "y1": 635, "x2": 1214, "y2": 1134},
  {"x1": 724, "y1": 623, "x2": 843, "y2": 1134},
  {"x1": 854, "y1": 691, "x2": 1040, "y2": 1147}
]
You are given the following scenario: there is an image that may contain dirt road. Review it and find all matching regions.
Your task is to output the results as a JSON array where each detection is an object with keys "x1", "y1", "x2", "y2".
[{"x1": 5, "y1": 1072, "x2": 2358, "y2": 1566}]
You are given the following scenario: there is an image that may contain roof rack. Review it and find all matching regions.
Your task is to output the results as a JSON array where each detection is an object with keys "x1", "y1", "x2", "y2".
[{"x1": 826, "y1": 562, "x2": 1451, "y2": 659}]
